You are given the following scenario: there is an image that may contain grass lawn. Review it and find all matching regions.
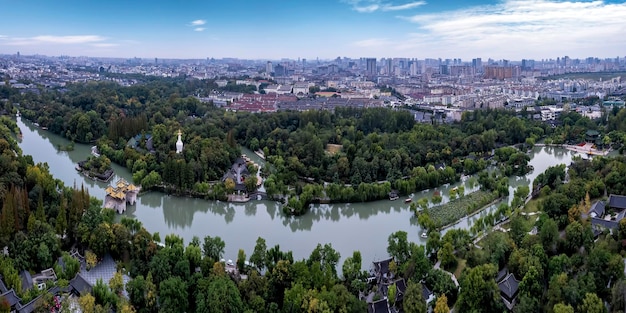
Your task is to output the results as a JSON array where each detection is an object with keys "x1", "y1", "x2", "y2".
[
  {"x1": 500, "y1": 214, "x2": 539, "y2": 233},
  {"x1": 454, "y1": 259, "x2": 467, "y2": 279},
  {"x1": 521, "y1": 198, "x2": 541, "y2": 214}
]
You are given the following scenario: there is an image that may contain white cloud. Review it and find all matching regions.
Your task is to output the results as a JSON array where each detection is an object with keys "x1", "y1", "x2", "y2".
[
  {"x1": 391, "y1": 0, "x2": 626, "y2": 59},
  {"x1": 1, "y1": 35, "x2": 107, "y2": 46},
  {"x1": 381, "y1": 1, "x2": 425, "y2": 11},
  {"x1": 194, "y1": 27, "x2": 206, "y2": 32},
  {"x1": 32, "y1": 35, "x2": 105, "y2": 44},
  {"x1": 355, "y1": 4, "x2": 380, "y2": 12},
  {"x1": 190, "y1": 19, "x2": 206, "y2": 26},
  {"x1": 344, "y1": 0, "x2": 425, "y2": 13}
]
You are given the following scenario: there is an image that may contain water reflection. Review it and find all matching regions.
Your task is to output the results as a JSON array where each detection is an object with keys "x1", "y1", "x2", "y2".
[{"x1": 16, "y1": 116, "x2": 584, "y2": 268}]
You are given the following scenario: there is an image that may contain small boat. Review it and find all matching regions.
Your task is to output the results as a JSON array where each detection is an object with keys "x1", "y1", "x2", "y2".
[
  {"x1": 405, "y1": 198, "x2": 412, "y2": 203},
  {"x1": 421, "y1": 232, "x2": 428, "y2": 238}
]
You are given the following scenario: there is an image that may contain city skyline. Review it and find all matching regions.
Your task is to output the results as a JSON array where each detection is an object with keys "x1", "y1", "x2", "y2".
[{"x1": 1, "y1": 0, "x2": 625, "y2": 60}]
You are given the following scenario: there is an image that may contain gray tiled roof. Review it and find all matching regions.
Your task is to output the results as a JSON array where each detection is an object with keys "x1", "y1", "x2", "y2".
[
  {"x1": 591, "y1": 217, "x2": 619, "y2": 229},
  {"x1": 78, "y1": 254, "x2": 130, "y2": 298},
  {"x1": 19, "y1": 270, "x2": 33, "y2": 292},
  {"x1": 498, "y1": 273, "x2": 520, "y2": 300},
  {"x1": 69, "y1": 274, "x2": 92, "y2": 295},
  {"x1": 609, "y1": 194, "x2": 626, "y2": 210},
  {"x1": 422, "y1": 284, "x2": 433, "y2": 301},
  {"x1": 589, "y1": 201, "x2": 606, "y2": 217},
  {"x1": 0, "y1": 289, "x2": 21, "y2": 307}
]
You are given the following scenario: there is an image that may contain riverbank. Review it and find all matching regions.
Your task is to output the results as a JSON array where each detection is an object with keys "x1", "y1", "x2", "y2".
[
  {"x1": 535, "y1": 142, "x2": 611, "y2": 156},
  {"x1": 16, "y1": 116, "x2": 582, "y2": 271}
]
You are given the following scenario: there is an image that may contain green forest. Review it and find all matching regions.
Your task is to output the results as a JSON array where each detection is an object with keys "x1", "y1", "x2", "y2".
[
  {"x1": 2, "y1": 78, "x2": 569, "y2": 215},
  {"x1": 4, "y1": 108, "x2": 626, "y2": 312},
  {"x1": 3, "y1": 76, "x2": 626, "y2": 312}
]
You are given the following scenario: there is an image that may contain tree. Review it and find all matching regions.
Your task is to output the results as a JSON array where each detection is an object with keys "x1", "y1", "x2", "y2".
[
  {"x1": 438, "y1": 242, "x2": 456, "y2": 271},
  {"x1": 404, "y1": 280, "x2": 427, "y2": 313},
  {"x1": 540, "y1": 218, "x2": 559, "y2": 253},
  {"x1": 577, "y1": 293, "x2": 605, "y2": 313},
  {"x1": 513, "y1": 294, "x2": 539, "y2": 313},
  {"x1": 553, "y1": 303, "x2": 574, "y2": 313},
  {"x1": 202, "y1": 235, "x2": 225, "y2": 262},
  {"x1": 78, "y1": 294, "x2": 96, "y2": 313},
  {"x1": 426, "y1": 231, "x2": 441, "y2": 256},
  {"x1": 424, "y1": 269, "x2": 458, "y2": 305},
  {"x1": 244, "y1": 175, "x2": 258, "y2": 193},
  {"x1": 55, "y1": 195, "x2": 67, "y2": 237},
  {"x1": 195, "y1": 276, "x2": 244, "y2": 313},
  {"x1": 519, "y1": 266, "x2": 542, "y2": 299},
  {"x1": 224, "y1": 177, "x2": 235, "y2": 194},
  {"x1": 0, "y1": 296, "x2": 10, "y2": 313},
  {"x1": 236, "y1": 249, "x2": 246, "y2": 273},
  {"x1": 86, "y1": 250, "x2": 98, "y2": 270},
  {"x1": 388, "y1": 231, "x2": 411, "y2": 265},
  {"x1": 159, "y1": 277, "x2": 188, "y2": 313},
  {"x1": 509, "y1": 215, "x2": 527, "y2": 247},
  {"x1": 250, "y1": 237, "x2": 267, "y2": 271},
  {"x1": 109, "y1": 271, "x2": 124, "y2": 296},
  {"x1": 184, "y1": 244, "x2": 202, "y2": 271},
  {"x1": 434, "y1": 294, "x2": 450, "y2": 313},
  {"x1": 457, "y1": 264, "x2": 502, "y2": 313},
  {"x1": 126, "y1": 275, "x2": 147, "y2": 311},
  {"x1": 388, "y1": 283, "x2": 397, "y2": 306}
]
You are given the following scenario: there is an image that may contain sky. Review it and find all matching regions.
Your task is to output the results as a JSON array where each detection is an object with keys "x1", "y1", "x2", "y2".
[{"x1": 1, "y1": 0, "x2": 625, "y2": 60}]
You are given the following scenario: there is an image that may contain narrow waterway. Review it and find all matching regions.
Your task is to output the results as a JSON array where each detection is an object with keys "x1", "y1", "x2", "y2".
[{"x1": 16, "y1": 117, "x2": 583, "y2": 267}]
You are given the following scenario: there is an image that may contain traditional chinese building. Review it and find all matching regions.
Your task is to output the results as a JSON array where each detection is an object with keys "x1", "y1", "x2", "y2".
[{"x1": 104, "y1": 179, "x2": 141, "y2": 214}]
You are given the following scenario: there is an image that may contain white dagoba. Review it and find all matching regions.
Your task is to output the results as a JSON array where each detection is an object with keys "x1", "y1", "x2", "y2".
[{"x1": 176, "y1": 130, "x2": 183, "y2": 153}]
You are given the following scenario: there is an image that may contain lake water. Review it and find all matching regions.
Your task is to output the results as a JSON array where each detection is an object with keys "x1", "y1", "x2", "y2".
[{"x1": 16, "y1": 117, "x2": 582, "y2": 267}]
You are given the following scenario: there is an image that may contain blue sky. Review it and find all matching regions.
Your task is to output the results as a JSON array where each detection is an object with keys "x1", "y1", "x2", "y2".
[{"x1": 1, "y1": 0, "x2": 625, "y2": 60}]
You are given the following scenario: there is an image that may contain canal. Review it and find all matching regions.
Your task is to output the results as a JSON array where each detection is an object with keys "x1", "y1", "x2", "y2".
[{"x1": 16, "y1": 117, "x2": 582, "y2": 267}]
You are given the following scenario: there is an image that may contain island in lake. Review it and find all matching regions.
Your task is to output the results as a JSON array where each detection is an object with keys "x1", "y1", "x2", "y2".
[{"x1": 75, "y1": 155, "x2": 115, "y2": 182}]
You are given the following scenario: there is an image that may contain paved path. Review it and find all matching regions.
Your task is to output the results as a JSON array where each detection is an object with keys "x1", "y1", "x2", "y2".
[
  {"x1": 520, "y1": 211, "x2": 542, "y2": 216},
  {"x1": 433, "y1": 261, "x2": 460, "y2": 287}
]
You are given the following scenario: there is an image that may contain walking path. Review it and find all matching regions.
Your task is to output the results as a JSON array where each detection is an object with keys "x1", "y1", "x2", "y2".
[{"x1": 433, "y1": 260, "x2": 460, "y2": 288}]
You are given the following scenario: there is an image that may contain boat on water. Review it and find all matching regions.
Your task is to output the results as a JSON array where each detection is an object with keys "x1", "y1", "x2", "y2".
[
  {"x1": 421, "y1": 232, "x2": 428, "y2": 238},
  {"x1": 405, "y1": 198, "x2": 412, "y2": 203}
]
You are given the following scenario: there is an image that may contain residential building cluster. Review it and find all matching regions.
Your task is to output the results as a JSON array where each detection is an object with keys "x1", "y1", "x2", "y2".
[{"x1": 1, "y1": 53, "x2": 625, "y2": 120}]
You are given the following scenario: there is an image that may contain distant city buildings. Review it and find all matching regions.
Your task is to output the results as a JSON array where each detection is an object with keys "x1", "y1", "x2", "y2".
[{"x1": 0, "y1": 53, "x2": 625, "y2": 119}]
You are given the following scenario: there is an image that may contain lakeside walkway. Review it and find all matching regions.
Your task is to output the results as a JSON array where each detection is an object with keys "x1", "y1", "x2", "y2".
[{"x1": 535, "y1": 143, "x2": 610, "y2": 156}]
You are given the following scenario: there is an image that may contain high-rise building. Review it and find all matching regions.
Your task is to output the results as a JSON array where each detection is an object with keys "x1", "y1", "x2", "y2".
[
  {"x1": 409, "y1": 61, "x2": 418, "y2": 76},
  {"x1": 440, "y1": 64, "x2": 449, "y2": 75},
  {"x1": 365, "y1": 58, "x2": 377, "y2": 77},
  {"x1": 266, "y1": 61, "x2": 273, "y2": 74},
  {"x1": 274, "y1": 64, "x2": 286, "y2": 77}
]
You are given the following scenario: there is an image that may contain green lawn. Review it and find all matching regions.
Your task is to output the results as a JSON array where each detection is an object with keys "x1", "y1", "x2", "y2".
[
  {"x1": 454, "y1": 259, "x2": 467, "y2": 279},
  {"x1": 521, "y1": 198, "x2": 541, "y2": 214}
]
